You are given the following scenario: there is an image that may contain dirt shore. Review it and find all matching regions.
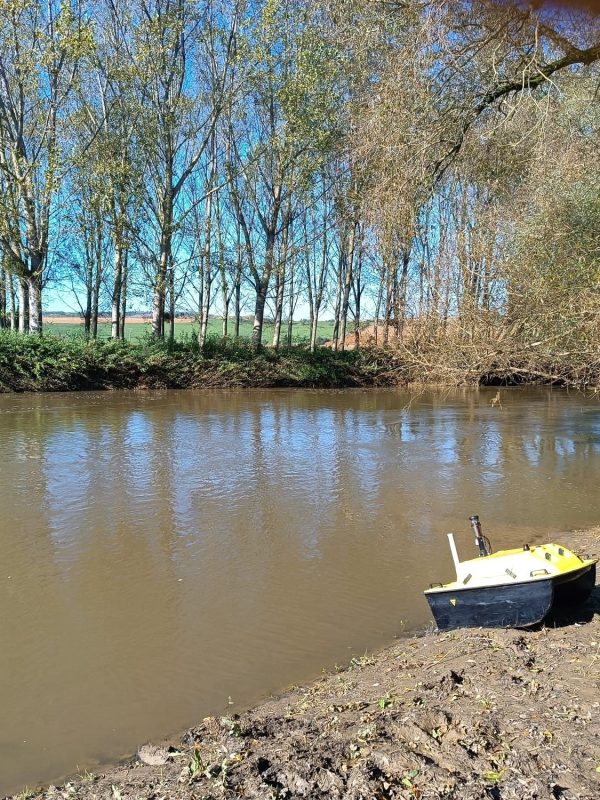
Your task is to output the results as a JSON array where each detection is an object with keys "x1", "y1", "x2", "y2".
[{"x1": 7, "y1": 529, "x2": 599, "y2": 800}]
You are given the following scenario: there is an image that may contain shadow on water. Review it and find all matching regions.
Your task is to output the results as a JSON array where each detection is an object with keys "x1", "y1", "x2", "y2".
[{"x1": 540, "y1": 584, "x2": 600, "y2": 629}]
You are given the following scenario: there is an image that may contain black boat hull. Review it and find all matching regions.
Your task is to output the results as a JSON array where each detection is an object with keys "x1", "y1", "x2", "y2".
[
  {"x1": 426, "y1": 563, "x2": 597, "y2": 630},
  {"x1": 553, "y1": 563, "x2": 596, "y2": 607},
  {"x1": 426, "y1": 578, "x2": 553, "y2": 631}
]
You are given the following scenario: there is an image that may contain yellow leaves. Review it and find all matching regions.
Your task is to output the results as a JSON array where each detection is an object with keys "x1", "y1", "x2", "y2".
[
  {"x1": 55, "y1": 10, "x2": 95, "y2": 62},
  {"x1": 138, "y1": 6, "x2": 185, "y2": 53},
  {"x1": 242, "y1": 12, "x2": 340, "y2": 160},
  {"x1": 261, "y1": 0, "x2": 279, "y2": 31},
  {"x1": 0, "y1": 0, "x2": 34, "y2": 16},
  {"x1": 0, "y1": 1, "x2": 92, "y2": 75}
]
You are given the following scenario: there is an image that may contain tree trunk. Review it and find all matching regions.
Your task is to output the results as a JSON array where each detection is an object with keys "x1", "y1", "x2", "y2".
[
  {"x1": 21, "y1": 170, "x2": 44, "y2": 334},
  {"x1": 396, "y1": 249, "x2": 410, "y2": 340},
  {"x1": 18, "y1": 279, "x2": 27, "y2": 334},
  {"x1": 84, "y1": 254, "x2": 93, "y2": 335},
  {"x1": 272, "y1": 269, "x2": 283, "y2": 349},
  {"x1": 200, "y1": 136, "x2": 217, "y2": 347},
  {"x1": 120, "y1": 252, "x2": 128, "y2": 341},
  {"x1": 286, "y1": 264, "x2": 294, "y2": 347},
  {"x1": 8, "y1": 272, "x2": 17, "y2": 330},
  {"x1": 252, "y1": 228, "x2": 276, "y2": 348},
  {"x1": 331, "y1": 258, "x2": 343, "y2": 352},
  {"x1": 252, "y1": 278, "x2": 269, "y2": 348},
  {"x1": 222, "y1": 298, "x2": 229, "y2": 338},
  {"x1": 152, "y1": 190, "x2": 173, "y2": 339},
  {"x1": 153, "y1": 248, "x2": 167, "y2": 339},
  {"x1": 200, "y1": 269, "x2": 212, "y2": 347},
  {"x1": 309, "y1": 205, "x2": 328, "y2": 353},
  {"x1": 234, "y1": 278, "x2": 241, "y2": 339},
  {"x1": 0, "y1": 268, "x2": 6, "y2": 329},
  {"x1": 373, "y1": 279, "x2": 384, "y2": 347},
  {"x1": 198, "y1": 269, "x2": 204, "y2": 339},
  {"x1": 273, "y1": 266, "x2": 288, "y2": 348},
  {"x1": 91, "y1": 263, "x2": 101, "y2": 339},
  {"x1": 90, "y1": 233, "x2": 102, "y2": 339},
  {"x1": 27, "y1": 273, "x2": 41, "y2": 333},
  {"x1": 273, "y1": 208, "x2": 291, "y2": 350},
  {"x1": 111, "y1": 247, "x2": 123, "y2": 339},
  {"x1": 352, "y1": 237, "x2": 363, "y2": 350},
  {"x1": 168, "y1": 261, "x2": 176, "y2": 343},
  {"x1": 234, "y1": 232, "x2": 242, "y2": 339},
  {"x1": 217, "y1": 210, "x2": 229, "y2": 339},
  {"x1": 383, "y1": 263, "x2": 393, "y2": 345},
  {"x1": 305, "y1": 216, "x2": 314, "y2": 341},
  {"x1": 337, "y1": 223, "x2": 356, "y2": 352},
  {"x1": 310, "y1": 314, "x2": 319, "y2": 353}
]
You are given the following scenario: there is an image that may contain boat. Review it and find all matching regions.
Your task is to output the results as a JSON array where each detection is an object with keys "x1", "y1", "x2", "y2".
[{"x1": 424, "y1": 516, "x2": 597, "y2": 630}]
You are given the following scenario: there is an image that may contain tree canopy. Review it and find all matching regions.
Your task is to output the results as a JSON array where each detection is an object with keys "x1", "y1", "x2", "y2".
[{"x1": 0, "y1": 0, "x2": 599, "y2": 372}]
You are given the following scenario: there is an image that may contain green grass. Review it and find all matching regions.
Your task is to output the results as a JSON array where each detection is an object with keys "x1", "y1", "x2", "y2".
[
  {"x1": 0, "y1": 330, "x2": 390, "y2": 393},
  {"x1": 43, "y1": 318, "x2": 336, "y2": 343}
]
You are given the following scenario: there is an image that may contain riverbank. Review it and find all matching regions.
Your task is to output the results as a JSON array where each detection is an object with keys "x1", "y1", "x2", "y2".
[
  {"x1": 2, "y1": 330, "x2": 598, "y2": 392},
  {"x1": 8, "y1": 528, "x2": 599, "y2": 800},
  {"x1": 0, "y1": 333, "x2": 394, "y2": 392}
]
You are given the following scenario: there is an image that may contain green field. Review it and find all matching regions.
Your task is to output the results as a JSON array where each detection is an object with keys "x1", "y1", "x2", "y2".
[{"x1": 43, "y1": 318, "x2": 336, "y2": 344}]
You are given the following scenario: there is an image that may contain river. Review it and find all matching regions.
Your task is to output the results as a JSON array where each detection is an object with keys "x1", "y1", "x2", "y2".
[{"x1": 1, "y1": 387, "x2": 599, "y2": 794}]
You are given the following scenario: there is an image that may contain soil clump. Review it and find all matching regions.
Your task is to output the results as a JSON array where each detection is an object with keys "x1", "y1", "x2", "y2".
[{"x1": 7, "y1": 530, "x2": 600, "y2": 800}]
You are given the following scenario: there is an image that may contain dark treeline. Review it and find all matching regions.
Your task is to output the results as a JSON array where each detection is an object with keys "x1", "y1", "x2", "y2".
[{"x1": 0, "y1": 1, "x2": 599, "y2": 375}]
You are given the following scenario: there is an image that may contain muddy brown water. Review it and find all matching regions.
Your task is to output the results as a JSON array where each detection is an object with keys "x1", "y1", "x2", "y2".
[{"x1": 1, "y1": 387, "x2": 600, "y2": 795}]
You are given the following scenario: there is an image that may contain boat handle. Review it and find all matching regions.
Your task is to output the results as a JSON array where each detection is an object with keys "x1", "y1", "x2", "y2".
[
  {"x1": 429, "y1": 582, "x2": 443, "y2": 588},
  {"x1": 530, "y1": 569, "x2": 550, "y2": 577}
]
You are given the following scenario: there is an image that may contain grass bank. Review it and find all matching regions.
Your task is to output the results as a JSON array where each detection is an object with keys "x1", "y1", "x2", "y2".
[
  {"x1": 8, "y1": 528, "x2": 599, "y2": 800},
  {"x1": 2, "y1": 330, "x2": 599, "y2": 393},
  {"x1": 0, "y1": 332, "x2": 394, "y2": 393}
]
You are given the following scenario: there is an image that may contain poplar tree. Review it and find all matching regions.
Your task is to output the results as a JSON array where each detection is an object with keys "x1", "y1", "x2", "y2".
[
  {"x1": 226, "y1": 0, "x2": 340, "y2": 346},
  {"x1": 0, "y1": 0, "x2": 90, "y2": 332}
]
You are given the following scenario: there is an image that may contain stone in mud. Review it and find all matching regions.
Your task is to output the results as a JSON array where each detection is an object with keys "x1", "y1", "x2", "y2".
[
  {"x1": 137, "y1": 744, "x2": 170, "y2": 766},
  {"x1": 315, "y1": 768, "x2": 345, "y2": 795}
]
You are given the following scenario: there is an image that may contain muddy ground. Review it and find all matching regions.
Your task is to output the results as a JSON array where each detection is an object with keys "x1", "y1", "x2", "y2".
[{"x1": 8, "y1": 529, "x2": 600, "y2": 800}]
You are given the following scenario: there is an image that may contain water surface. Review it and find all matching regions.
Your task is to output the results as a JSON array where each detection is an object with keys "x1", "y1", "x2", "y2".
[{"x1": 1, "y1": 388, "x2": 599, "y2": 794}]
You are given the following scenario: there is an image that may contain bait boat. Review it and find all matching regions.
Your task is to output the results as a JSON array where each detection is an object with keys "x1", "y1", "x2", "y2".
[{"x1": 424, "y1": 516, "x2": 597, "y2": 630}]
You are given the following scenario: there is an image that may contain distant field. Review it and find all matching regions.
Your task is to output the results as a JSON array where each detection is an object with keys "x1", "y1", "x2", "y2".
[{"x1": 43, "y1": 317, "x2": 336, "y2": 343}]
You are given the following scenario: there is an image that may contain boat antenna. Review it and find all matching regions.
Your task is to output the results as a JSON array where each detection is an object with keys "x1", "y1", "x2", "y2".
[{"x1": 470, "y1": 515, "x2": 491, "y2": 557}]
